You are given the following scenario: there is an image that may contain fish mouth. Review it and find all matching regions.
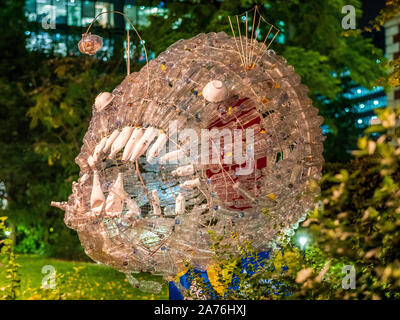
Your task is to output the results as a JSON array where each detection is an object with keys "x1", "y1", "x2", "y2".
[{"x1": 53, "y1": 99, "x2": 278, "y2": 274}]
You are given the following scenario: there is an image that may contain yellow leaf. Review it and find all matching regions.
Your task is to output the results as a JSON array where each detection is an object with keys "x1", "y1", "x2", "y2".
[{"x1": 267, "y1": 193, "x2": 276, "y2": 200}]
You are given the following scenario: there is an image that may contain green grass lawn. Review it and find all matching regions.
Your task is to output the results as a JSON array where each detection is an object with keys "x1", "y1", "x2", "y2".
[{"x1": 0, "y1": 255, "x2": 169, "y2": 300}]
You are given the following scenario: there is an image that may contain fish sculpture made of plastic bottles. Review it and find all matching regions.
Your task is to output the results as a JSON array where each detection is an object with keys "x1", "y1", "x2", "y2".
[{"x1": 51, "y1": 7, "x2": 324, "y2": 295}]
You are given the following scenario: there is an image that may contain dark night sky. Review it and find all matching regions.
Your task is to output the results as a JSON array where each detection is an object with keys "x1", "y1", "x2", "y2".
[{"x1": 361, "y1": 0, "x2": 387, "y2": 50}]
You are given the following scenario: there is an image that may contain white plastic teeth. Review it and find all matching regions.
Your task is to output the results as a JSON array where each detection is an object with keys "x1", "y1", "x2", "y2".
[
  {"x1": 160, "y1": 149, "x2": 185, "y2": 163},
  {"x1": 122, "y1": 128, "x2": 144, "y2": 161},
  {"x1": 105, "y1": 173, "x2": 125, "y2": 217},
  {"x1": 175, "y1": 192, "x2": 185, "y2": 215},
  {"x1": 147, "y1": 132, "x2": 168, "y2": 163},
  {"x1": 95, "y1": 92, "x2": 113, "y2": 111},
  {"x1": 79, "y1": 173, "x2": 90, "y2": 185},
  {"x1": 88, "y1": 126, "x2": 165, "y2": 167},
  {"x1": 88, "y1": 155, "x2": 95, "y2": 168},
  {"x1": 172, "y1": 164, "x2": 194, "y2": 176},
  {"x1": 103, "y1": 129, "x2": 120, "y2": 153},
  {"x1": 151, "y1": 190, "x2": 161, "y2": 216},
  {"x1": 202, "y1": 80, "x2": 229, "y2": 103},
  {"x1": 125, "y1": 197, "x2": 141, "y2": 219},
  {"x1": 93, "y1": 136, "x2": 107, "y2": 162},
  {"x1": 180, "y1": 178, "x2": 201, "y2": 189},
  {"x1": 90, "y1": 170, "x2": 105, "y2": 215},
  {"x1": 109, "y1": 126, "x2": 135, "y2": 159},
  {"x1": 129, "y1": 127, "x2": 158, "y2": 162},
  {"x1": 50, "y1": 201, "x2": 67, "y2": 211}
]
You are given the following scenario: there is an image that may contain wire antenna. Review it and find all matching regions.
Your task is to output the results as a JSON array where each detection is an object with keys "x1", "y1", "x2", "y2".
[{"x1": 228, "y1": 6, "x2": 281, "y2": 70}]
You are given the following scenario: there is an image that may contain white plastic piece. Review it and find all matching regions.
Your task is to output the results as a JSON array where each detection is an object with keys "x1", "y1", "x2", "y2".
[
  {"x1": 129, "y1": 127, "x2": 158, "y2": 162},
  {"x1": 202, "y1": 80, "x2": 229, "y2": 103},
  {"x1": 146, "y1": 132, "x2": 168, "y2": 163},
  {"x1": 160, "y1": 149, "x2": 185, "y2": 163},
  {"x1": 103, "y1": 129, "x2": 120, "y2": 153},
  {"x1": 180, "y1": 178, "x2": 201, "y2": 189},
  {"x1": 105, "y1": 173, "x2": 125, "y2": 217},
  {"x1": 175, "y1": 192, "x2": 185, "y2": 215},
  {"x1": 90, "y1": 170, "x2": 105, "y2": 215},
  {"x1": 50, "y1": 201, "x2": 67, "y2": 211},
  {"x1": 78, "y1": 173, "x2": 90, "y2": 185},
  {"x1": 88, "y1": 155, "x2": 95, "y2": 168},
  {"x1": 125, "y1": 197, "x2": 141, "y2": 219},
  {"x1": 172, "y1": 164, "x2": 194, "y2": 176},
  {"x1": 122, "y1": 128, "x2": 144, "y2": 161},
  {"x1": 92, "y1": 136, "x2": 107, "y2": 163},
  {"x1": 109, "y1": 126, "x2": 135, "y2": 159},
  {"x1": 151, "y1": 190, "x2": 161, "y2": 216},
  {"x1": 95, "y1": 92, "x2": 113, "y2": 111}
]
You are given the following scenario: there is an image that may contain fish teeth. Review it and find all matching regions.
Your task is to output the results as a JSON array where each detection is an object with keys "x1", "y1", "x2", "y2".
[
  {"x1": 122, "y1": 128, "x2": 144, "y2": 161},
  {"x1": 125, "y1": 197, "x2": 141, "y2": 219},
  {"x1": 103, "y1": 129, "x2": 120, "y2": 153},
  {"x1": 93, "y1": 136, "x2": 107, "y2": 162},
  {"x1": 109, "y1": 126, "x2": 135, "y2": 159},
  {"x1": 160, "y1": 149, "x2": 185, "y2": 163},
  {"x1": 88, "y1": 155, "x2": 96, "y2": 168},
  {"x1": 146, "y1": 132, "x2": 168, "y2": 163},
  {"x1": 175, "y1": 192, "x2": 185, "y2": 215},
  {"x1": 172, "y1": 164, "x2": 194, "y2": 176},
  {"x1": 151, "y1": 190, "x2": 161, "y2": 216},
  {"x1": 90, "y1": 170, "x2": 105, "y2": 215},
  {"x1": 105, "y1": 173, "x2": 125, "y2": 217},
  {"x1": 78, "y1": 173, "x2": 90, "y2": 185},
  {"x1": 180, "y1": 178, "x2": 201, "y2": 189},
  {"x1": 50, "y1": 201, "x2": 67, "y2": 211},
  {"x1": 129, "y1": 127, "x2": 158, "y2": 162}
]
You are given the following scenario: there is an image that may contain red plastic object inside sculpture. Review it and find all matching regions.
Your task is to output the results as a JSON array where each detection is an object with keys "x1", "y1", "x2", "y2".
[{"x1": 205, "y1": 97, "x2": 267, "y2": 210}]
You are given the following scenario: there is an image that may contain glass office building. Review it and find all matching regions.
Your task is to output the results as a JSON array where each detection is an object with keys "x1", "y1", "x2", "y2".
[
  {"x1": 24, "y1": 0, "x2": 168, "y2": 56},
  {"x1": 344, "y1": 84, "x2": 386, "y2": 129}
]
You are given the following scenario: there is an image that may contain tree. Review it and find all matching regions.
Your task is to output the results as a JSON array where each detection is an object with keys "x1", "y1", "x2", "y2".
[{"x1": 0, "y1": 1, "x2": 124, "y2": 259}]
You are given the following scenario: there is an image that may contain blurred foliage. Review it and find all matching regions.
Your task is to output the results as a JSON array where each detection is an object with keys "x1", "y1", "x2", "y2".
[
  {"x1": 367, "y1": 0, "x2": 400, "y2": 89},
  {"x1": 0, "y1": 254, "x2": 168, "y2": 300},
  {"x1": 306, "y1": 107, "x2": 400, "y2": 299},
  {"x1": 143, "y1": 0, "x2": 387, "y2": 162},
  {"x1": 182, "y1": 232, "x2": 294, "y2": 300},
  {"x1": 0, "y1": 216, "x2": 21, "y2": 300},
  {"x1": 0, "y1": 1, "x2": 123, "y2": 259}
]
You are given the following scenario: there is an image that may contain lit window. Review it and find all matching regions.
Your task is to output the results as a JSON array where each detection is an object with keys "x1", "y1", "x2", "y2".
[
  {"x1": 82, "y1": 1, "x2": 95, "y2": 26},
  {"x1": 67, "y1": 0, "x2": 81, "y2": 27},
  {"x1": 95, "y1": 2, "x2": 114, "y2": 28}
]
